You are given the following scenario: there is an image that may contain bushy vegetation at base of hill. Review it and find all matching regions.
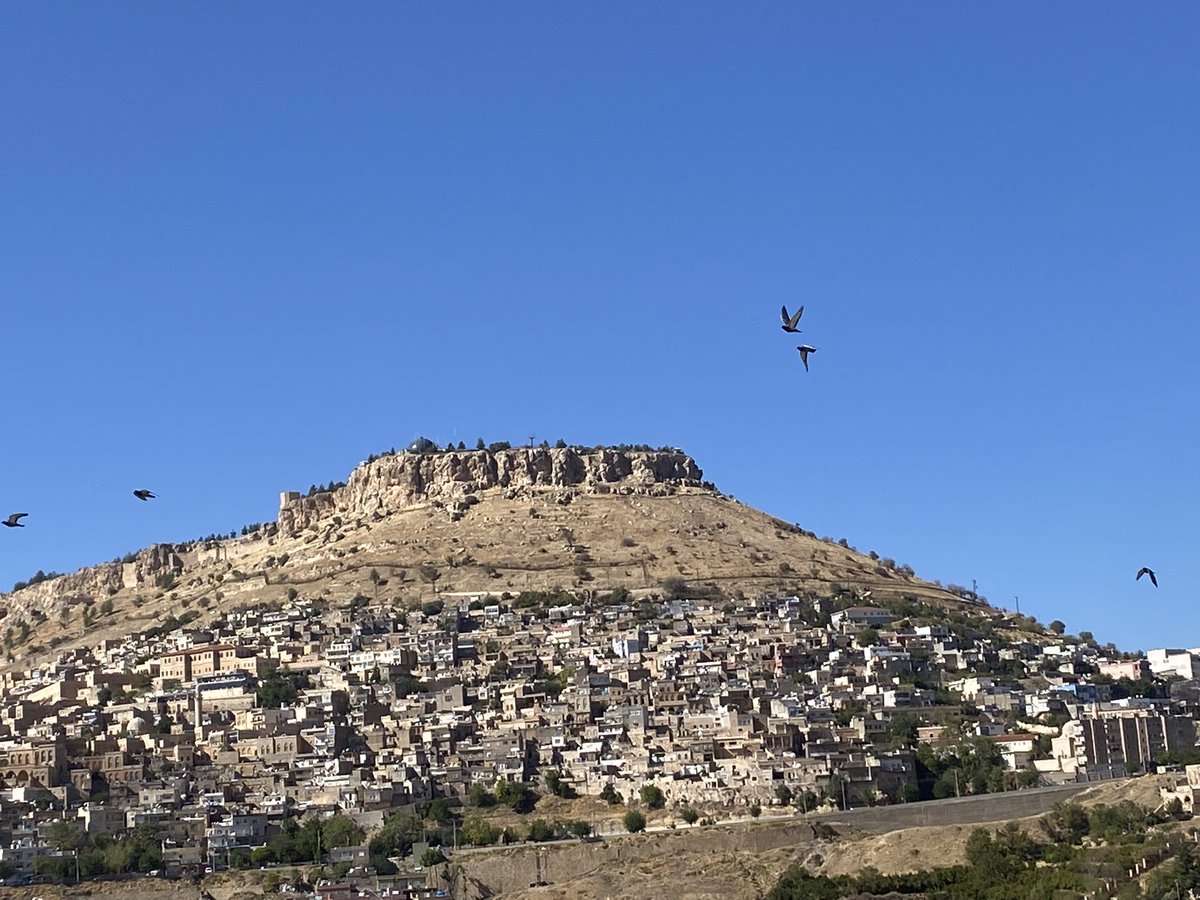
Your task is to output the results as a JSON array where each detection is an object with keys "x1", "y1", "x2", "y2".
[{"x1": 769, "y1": 802, "x2": 1189, "y2": 900}]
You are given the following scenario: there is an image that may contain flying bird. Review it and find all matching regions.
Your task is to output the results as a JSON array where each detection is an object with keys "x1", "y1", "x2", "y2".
[
  {"x1": 133, "y1": 489, "x2": 157, "y2": 501},
  {"x1": 1136, "y1": 567, "x2": 1158, "y2": 588},
  {"x1": 796, "y1": 345, "x2": 818, "y2": 372},
  {"x1": 2, "y1": 513, "x2": 28, "y2": 528},
  {"x1": 780, "y1": 305, "x2": 804, "y2": 333}
]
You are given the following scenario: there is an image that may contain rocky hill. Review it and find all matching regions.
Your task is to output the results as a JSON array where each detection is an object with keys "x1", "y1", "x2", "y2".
[{"x1": 0, "y1": 446, "x2": 972, "y2": 669}]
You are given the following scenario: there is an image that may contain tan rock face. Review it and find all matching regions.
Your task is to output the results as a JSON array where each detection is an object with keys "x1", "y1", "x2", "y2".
[{"x1": 277, "y1": 448, "x2": 703, "y2": 535}]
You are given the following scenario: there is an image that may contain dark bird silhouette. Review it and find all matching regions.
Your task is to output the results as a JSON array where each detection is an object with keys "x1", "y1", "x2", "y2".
[
  {"x1": 796, "y1": 345, "x2": 818, "y2": 372},
  {"x1": 1136, "y1": 567, "x2": 1158, "y2": 588},
  {"x1": 2, "y1": 513, "x2": 28, "y2": 528},
  {"x1": 780, "y1": 305, "x2": 804, "y2": 333},
  {"x1": 133, "y1": 489, "x2": 156, "y2": 501}
]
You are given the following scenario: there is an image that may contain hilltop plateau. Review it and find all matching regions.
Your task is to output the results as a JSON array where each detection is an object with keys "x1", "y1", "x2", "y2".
[{"x1": 0, "y1": 445, "x2": 972, "y2": 669}]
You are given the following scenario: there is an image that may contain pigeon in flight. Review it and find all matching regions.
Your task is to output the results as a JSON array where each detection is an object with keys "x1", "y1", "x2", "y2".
[
  {"x1": 2, "y1": 513, "x2": 28, "y2": 528},
  {"x1": 780, "y1": 305, "x2": 804, "y2": 333},
  {"x1": 133, "y1": 489, "x2": 157, "y2": 501},
  {"x1": 1136, "y1": 567, "x2": 1158, "y2": 588},
  {"x1": 796, "y1": 345, "x2": 818, "y2": 372}
]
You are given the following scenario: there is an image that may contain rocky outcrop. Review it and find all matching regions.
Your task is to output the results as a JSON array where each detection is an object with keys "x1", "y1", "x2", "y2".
[
  {"x1": 277, "y1": 447, "x2": 703, "y2": 536},
  {"x1": 1, "y1": 542, "x2": 200, "y2": 622}
]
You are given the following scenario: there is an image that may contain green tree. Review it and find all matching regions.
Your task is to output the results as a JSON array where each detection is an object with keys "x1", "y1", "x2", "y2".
[
  {"x1": 1048, "y1": 619, "x2": 1066, "y2": 635},
  {"x1": 680, "y1": 807, "x2": 700, "y2": 824},
  {"x1": 461, "y1": 817, "x2": 500, "y2": 846},
  {"x1": 623, "y1": 809, "x2": 646, "y2": 833},
  {"x1": 1039, "y1": 802, "x2": 1090, "y2": 845},
  {"x1": 639, "y1": 784, "x2": 666, "y2": 810},
  {"x1": 544, "y1": 769, "x2": 575, "y2": 798},
  {"x1": 599, "y1": 783, "x2": 623, "y2": 805},
  {"x1": 321, "y1": 814, "x2": 365, "y2": 849},
  {"x1": 369, "y1": 812, "x2": 422, "y2": 859},
  {"x1": 425, "y1": 797, "x2": 453, "y2": 825},
  {"x1": 855, "y1": 626, "x2": 880, "y2": 647},
  {"x1": 46, "y1": 820, "x2": 87, "y2": 851},
  {"x1": 495, "y1": 779, "x2": 534, "y2": 813},
  {"x1": 467, "y1": 782, "x2": 496, "y2": 808},
  {"x1": 257, "y1": 668, "x2": 302, "y2": 708},
  {"x1": 1145, "y1": 841, "x2": 1200, "y2": 898},
  {"x1": 567, "y1": 820, "x2": 592, "y2": 838},
  {"x1": 419, "y1": 847, "x2": 446, "y2": 867},
  {"x1": 884, "y1": 712, "x2": 920, "y2": 748},
  {"x1": 527, "y1": 819, "x2": 556, "y2": 842},
  {"x1": 824, "y1": 774, "x2": 847, "y2": 809}
]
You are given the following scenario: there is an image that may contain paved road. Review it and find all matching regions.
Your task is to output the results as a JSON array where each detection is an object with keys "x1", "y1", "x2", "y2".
[{"x1": 812, "y1": 781, "x2": 1097, "y2": 834}]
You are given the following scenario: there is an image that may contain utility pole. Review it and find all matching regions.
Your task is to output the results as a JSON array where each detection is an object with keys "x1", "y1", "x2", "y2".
[{"x1": 1014, "y1": 595, "x2": 1020, "y2": 615}]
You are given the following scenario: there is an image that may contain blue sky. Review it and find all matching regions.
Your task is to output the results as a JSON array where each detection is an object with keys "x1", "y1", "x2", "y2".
[{"x1": 1, "y1": 5, "x2": 1196, "y2": 650}]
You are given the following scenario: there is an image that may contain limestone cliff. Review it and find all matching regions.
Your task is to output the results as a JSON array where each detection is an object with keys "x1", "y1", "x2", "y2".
[
  {"x1": 0, "y1": 446, "x2": 707, "y2": 634},
  {"x1": 276, "y1": 447, "x2": 704, "y2": 536}
]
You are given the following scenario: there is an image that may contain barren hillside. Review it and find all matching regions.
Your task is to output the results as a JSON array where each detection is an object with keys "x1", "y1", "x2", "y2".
[{"x1": 0, "y1": 447, "x2": 973, "y2": 672}]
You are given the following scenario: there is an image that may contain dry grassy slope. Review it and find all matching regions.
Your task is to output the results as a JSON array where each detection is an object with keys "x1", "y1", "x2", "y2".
[
  {"x1": 460, "y1": 776, "x2": 1179, "y2": 900},
  {"x1": 4, "y1": 484, "x2": 972, "y2": 674}
]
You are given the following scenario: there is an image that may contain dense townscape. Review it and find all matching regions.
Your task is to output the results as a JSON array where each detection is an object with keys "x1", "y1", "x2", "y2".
[{"x1": 2, "y1": 574, "x2": 1199, "y2": 894}]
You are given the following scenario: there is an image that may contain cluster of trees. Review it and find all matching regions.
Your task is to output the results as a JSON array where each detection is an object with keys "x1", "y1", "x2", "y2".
[
  {"x1": 480, "y1": 588, "x2": 631, "y2": 615},
  {"x1": 511, "y1": 590, "x2": 576, "y2": 610},
  {"x1": 30, "y1": 822, "x2": 163, "y2": 880},
  {"x1": 237, "y1": 815, "x2": 363, "y2": 868},
  {"x1": 458, "y1": 815, "x2": 591, "y2": 847},
  {"x1": 915, "y1": 736, "x2": 1039, "y2": 800},
  {"x1": 10, "y1": 569, "x2": 64, "y2": 593},
  {"x1": 306, "y1": 481, "x2": 346, "y2": 497},
  {"x1": 373, "y1": 439, "x2": 677, "y2": 457},
  {"x1": 769, "y1": 801, "x2": 1184, "y2": 900},
  {"x1": 256, "y1": 668, "x2": 311, "y2": 709}
]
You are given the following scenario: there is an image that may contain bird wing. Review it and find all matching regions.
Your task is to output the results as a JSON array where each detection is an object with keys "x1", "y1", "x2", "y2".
[
  {"x1": 787, "y1": 306, "x2": 804, "y2": 329},
  {"x1": 781, "y1": 305, "x2": 791, "y2": 325},
  {"x1": 7, "y1": 513, "x2": 27, "y2": 525},
  {"x1": 797, "y1": 347, "x2": 810, "y2": 371},
  {"x1": 1150, "y1": 571, "x2": 1158, "y2": 587},
  {"x1": 1137, "y1": 567, "x2": 1148, "y2": 580}
]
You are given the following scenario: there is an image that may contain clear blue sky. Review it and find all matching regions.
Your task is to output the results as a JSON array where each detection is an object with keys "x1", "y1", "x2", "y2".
[{"x1": 2, "y1": 5, "x2": 1197, "y2": 651}]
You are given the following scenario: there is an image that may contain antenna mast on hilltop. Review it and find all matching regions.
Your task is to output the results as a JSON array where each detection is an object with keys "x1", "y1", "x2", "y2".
[{"x1": 528, "y1": 433, "x2": 536, "y2": 448}]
